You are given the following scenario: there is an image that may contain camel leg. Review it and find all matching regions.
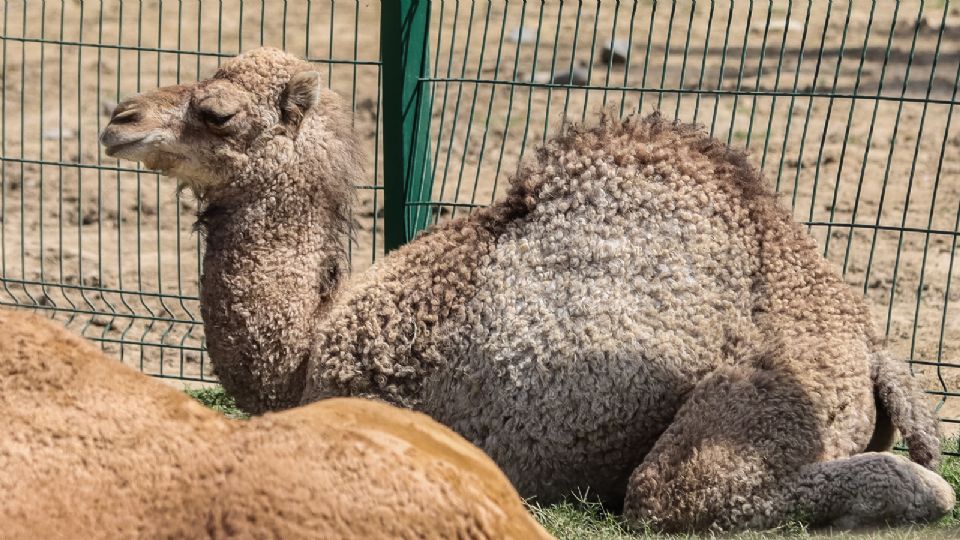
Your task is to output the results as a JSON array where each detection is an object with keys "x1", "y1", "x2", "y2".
[
  {"x1": 785, "y1": 452, "x2": 954, "y2": 529},
  {"x1": 622, "y1": 363, "x2": 954, "y2": 532}
]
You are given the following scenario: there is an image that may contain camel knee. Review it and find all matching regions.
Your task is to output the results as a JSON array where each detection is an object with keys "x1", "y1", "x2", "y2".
[
  {"x1": 623, "y1": 464, "x2": 691, "y2": 533},
  {"x1": 623, "y1": 441, "x2": 773, "y2": 533},
  {"x1": 622, "y1": 464, "x2": 663, "y2": 526},
  {"x1": 621, "y1": 362, "x2": 827, "y2": 532}
]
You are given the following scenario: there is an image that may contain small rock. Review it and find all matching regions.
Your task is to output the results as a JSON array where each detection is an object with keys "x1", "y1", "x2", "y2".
[
  {"x1": 765, "y1": 19, "x2": 799, "y2": 33},
  {"x1": 505, "y1": 26, "x2": 535, "y2": 45},
  {"x1": 530, "y1": 71, "x2": 551, "y2": 84},
  {"x1": 82, "y1": 273, "x2": 101, "y2": 288},
  {"x1": 356, "y1": 97, "x2": 377, "y2": 114},
  {"x1": 132, "y1": 200, "x2": 157, "y2": 216},
  {"x1": 81, "y1": 207, "x2": 98, "y2": 225},
  {"x1": 551, "y1": 65, "x2": 591, "y2": 86},
  {"x1": 90, "y1": 316, "x2": 116, "y2": 330},
  {"x1": 916, "y1": 16, "x2": 960, "y2": 33},
  {"x1": 823, "y1": 203, "x2": 851, "y2": 213},
  {"x1": 43, "y1": 127, "x2": 76, "y2": 140},
  {"x1": 600, "y1": 39, "x2": 630, "y2": 65}
]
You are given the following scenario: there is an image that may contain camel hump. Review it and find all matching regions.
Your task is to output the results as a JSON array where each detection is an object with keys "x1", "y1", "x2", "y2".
[
  {"x1": 870, "y1": 351, "x2": 941, "y2": 469},
  {"x1": 501, "y1": 113, "x2": 776, "y2": 217}
]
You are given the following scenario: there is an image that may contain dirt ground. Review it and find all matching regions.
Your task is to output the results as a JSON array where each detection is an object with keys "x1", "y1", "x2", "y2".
[{"x1": 1, "y1": 1, "x2": 959, "y2": 432}]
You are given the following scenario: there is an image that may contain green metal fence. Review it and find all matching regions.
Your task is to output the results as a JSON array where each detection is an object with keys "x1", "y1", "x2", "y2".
[{"x1": 1, "y1": 1, "x2": 959, "y2": 450}]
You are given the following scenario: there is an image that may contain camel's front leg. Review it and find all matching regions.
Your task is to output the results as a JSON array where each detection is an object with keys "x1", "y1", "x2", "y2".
[{"x1": 622, "y1": 362, "x2": 954, "y2": 532}]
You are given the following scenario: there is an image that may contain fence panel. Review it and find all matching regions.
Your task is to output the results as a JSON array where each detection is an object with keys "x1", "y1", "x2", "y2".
[
  {"x1": 0, "y1": 1, "x2": 384, "y2": 381},
  {"x1": 412, "y1": 1, "x2": 960, "y2": 447}
]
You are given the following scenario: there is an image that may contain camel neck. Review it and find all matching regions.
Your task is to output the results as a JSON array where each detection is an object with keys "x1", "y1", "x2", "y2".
[{"x1": 198, "y1": 185, "x2": 347, "y2": 413}]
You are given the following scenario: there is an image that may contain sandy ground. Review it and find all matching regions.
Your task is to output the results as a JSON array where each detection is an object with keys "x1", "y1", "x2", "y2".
[{"x1": 1, "y1": 1, "x2": 959, "y2": 432}]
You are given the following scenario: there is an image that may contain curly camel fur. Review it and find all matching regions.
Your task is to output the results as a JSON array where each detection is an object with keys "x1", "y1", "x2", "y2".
[
  {"x1": 99, "y1": 47, "x2": 955, "y2": 531},
  {"x1": 0, "y1": 309, "x2": 550, "y2": 539}
]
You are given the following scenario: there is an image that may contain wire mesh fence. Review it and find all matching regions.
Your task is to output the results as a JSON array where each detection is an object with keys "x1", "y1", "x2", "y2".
[
  {"x1": 0, "y1": 1, "x2": 384, "y2": 382},
  {"x1": 408, "y1": 0, "x2": 960, "y2": 450},
  {"x1": 1, "y1": 1, "x2": 959, "y2": 448}
]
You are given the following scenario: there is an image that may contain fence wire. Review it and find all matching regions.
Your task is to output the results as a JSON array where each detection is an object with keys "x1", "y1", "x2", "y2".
[
  {"x1": 414, "y1": 0, "x2": 960, "y2": 448},
  {"x1": 0, "y1": 1, "x2": 383, "y2": 382},
  {"x1": 1, "y1": 1, "x2": 958, "y2": 451}
]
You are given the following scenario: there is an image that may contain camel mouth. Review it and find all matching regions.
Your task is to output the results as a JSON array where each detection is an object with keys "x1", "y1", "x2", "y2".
[
  {"x1": 102, "y1": 137, "x2": 147, "y2": 158},
  {"x1": 101, "y1": 136, "x2": 177, "y2": 175}
]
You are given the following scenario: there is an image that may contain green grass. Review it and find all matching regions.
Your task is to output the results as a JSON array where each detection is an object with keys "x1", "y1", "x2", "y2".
[
  {"x1": 528, "y1": 498, "x2": 647, "y2": 540},
  {"x1": 185, "y1": 386, "x2": 248, "y2": 419},
  {"x1": 529, "y1": 497, "x2": 960, "y2": 540},
  {"x1": 187, "y1": 386, "x2": 959, "y2": 539},
  {"x1": 939, "y1": 452, "x2": 960, "y2": 525}
]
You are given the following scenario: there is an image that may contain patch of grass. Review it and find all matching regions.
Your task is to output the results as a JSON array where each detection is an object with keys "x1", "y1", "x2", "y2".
[
  {"x1": 939, "y1": 452, "x2": 960, "y2": 526},
  {"x1": 528, "y1": 497, "x2": 638, "y2": 540},
  {"x1": 185, "y1": 386, "x2": 248, "y2": 419},
  {"x1": 530, "y1": 500, "x2": 959, "y2": 539}
]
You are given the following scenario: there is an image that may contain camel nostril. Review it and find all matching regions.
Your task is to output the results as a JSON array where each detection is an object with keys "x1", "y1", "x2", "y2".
[{"x1": 110, "y1": 108, "x2": 141, "y2": 125}]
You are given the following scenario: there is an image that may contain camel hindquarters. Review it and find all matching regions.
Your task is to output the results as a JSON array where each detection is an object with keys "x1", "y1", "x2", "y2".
[{"x1": 622, "y1": 360, "x2": 954, "y2": 532}]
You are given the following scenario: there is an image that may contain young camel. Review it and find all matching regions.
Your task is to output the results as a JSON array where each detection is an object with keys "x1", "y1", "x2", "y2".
[
  {"x1": 100, "y1": 47, "x2": 954, "y2": 531},
  {"x1": 0, "y1": 309, "x2": 549, "y2": 539}
]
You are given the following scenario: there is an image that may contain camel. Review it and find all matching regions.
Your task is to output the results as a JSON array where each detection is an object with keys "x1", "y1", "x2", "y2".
[
  {"x1": 99, "y1": 47, "x2": 954, "y2": 531},
  {"x1": 0, "y1": 309, "x2": 550, "y2": 539}
]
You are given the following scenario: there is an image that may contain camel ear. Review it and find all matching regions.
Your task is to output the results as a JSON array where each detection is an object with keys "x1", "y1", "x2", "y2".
[{"x1": 281, "y1": 70, "x2": 320, "y2": 126}]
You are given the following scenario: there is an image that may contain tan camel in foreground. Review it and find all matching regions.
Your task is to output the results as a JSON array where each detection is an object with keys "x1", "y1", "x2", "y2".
[{"x1": 0, "y1": 309, "x2": 550, "y2": 539}]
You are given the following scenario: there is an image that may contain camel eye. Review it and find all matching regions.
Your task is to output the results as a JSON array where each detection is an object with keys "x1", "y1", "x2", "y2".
[{"x1": 200, "y1": 108, "x2": 235, "y2": 127}]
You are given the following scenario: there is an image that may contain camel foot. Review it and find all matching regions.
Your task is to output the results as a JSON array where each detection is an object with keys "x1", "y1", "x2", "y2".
[{"x1": 810, "y1": 453, "x2": 955, "y2": 530}]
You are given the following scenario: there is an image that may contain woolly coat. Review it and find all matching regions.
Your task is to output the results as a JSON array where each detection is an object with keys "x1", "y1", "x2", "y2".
[
  {"x1": 0, "y1": 309, "x2": 550, "y2": 539},
  {"x1": 303, "y1": 117, "x2": 939, "y2": 502}
]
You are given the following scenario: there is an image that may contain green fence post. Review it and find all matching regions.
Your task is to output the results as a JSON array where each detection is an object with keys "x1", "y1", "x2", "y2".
[{"x1": 381, "y1": 0, "x2": 434, "y2": 252}]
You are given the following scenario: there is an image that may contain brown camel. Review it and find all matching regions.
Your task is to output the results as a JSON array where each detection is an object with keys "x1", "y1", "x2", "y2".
[{"x1": 99, "y1": 47, "x2": 954, "y2": 531}]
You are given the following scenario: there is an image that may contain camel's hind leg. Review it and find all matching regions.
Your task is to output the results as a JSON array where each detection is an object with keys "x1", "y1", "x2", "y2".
[
  {"x1": 622, "y1": 362, "x2": 954, "y2": 532},
  {"x1": 786, "y1": 453, "x2": 953, "y2": 529}
]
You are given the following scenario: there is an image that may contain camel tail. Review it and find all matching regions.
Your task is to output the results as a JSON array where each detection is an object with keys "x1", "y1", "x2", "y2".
[{"x1": 868, "y1": 351, "x2": 942, "y2": 470}]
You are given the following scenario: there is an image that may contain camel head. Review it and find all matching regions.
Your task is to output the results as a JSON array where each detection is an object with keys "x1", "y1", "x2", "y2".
[{"x1": 99, "y1": 47, "x2": 350, "y2": 202}]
